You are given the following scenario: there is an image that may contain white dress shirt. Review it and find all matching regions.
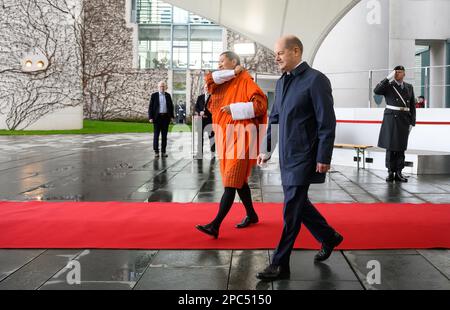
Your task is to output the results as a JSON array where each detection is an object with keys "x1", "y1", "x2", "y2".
[{"x1": 159, "y1": 92, "x2": 167, "y2": 113}]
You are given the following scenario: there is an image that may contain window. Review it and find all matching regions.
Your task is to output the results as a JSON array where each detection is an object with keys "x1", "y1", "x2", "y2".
[
  {"x1": 136, "y1": 1, "x2": 224, "y2": 70},
  {"x1": 173, "y1": 6, "x2": 189, "y2": 24},
  {"x1": 189, "y1": 25, "x2": 223, "y2": 70},
  {"x1": 173, "y1": 25, "x2": 188, "y2": 69},
  {"x1": 137, "y1": 0, "x2": 172, "y2": 24},
  {"x1": 136, "y1": 0, "x2": 227, "y2": 117},
  {"x1": 138, "y1": 25, "x2": 171, "y2": 69}
]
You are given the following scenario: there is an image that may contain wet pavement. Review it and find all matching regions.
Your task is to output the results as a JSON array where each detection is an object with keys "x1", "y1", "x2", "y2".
[{"x1": 0, "y1": 134, "x2": 449, "y2": 290}]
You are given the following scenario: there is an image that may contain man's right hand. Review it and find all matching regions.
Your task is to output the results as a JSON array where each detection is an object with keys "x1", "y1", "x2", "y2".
[
  {"x1": 149, "y1": 119, "x2": 153, "y2": 123},
  {"x1": 387, "y1": 70, "x2": 396, "y2": 81},
  {"x1": 257, "y1": 153, "x2": 271, "y2": 166}
]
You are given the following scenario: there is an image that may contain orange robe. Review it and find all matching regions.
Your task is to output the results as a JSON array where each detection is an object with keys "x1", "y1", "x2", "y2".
[{"x1": 206, "y1": 71, "x2": 268, "y2": 189}]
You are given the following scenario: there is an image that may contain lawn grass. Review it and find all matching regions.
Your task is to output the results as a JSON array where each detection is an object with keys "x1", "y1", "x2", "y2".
[{"x1": 0, "y1": 120, "x2": 191, "y2": 135}]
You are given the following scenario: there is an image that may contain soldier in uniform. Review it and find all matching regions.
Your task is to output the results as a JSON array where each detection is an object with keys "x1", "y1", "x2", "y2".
[{"x1": 375, "y1": 66, "x2": 416, "y2": 183}]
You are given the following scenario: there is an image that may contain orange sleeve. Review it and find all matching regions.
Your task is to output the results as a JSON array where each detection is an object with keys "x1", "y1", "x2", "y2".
[
  {"x1": 205, "y1": 73, "x2": 219, "y2": 94},
  {"x1": 251, "y1": 94, "x2": 268, "y2": 118},
  {"x1": 245, "y1": 77, "x2": 268, "y2": 119}
]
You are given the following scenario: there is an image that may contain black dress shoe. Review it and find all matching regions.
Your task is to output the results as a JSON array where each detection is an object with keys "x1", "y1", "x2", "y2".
[
  {"x1": 256, "y1": 265, "x2": 290, "y2": 282},
  {"x1": 395, "y1": 171, "x2": 408, "y2": 182},
  {"x1": 314, "y1": 232, "x2": 344, "y2": 262},
  {"x1": 386, "y1": 172, "x2": 395, "y2": 182},
  {"x1": 235, "y1": 215, "x2": 259, "y2": 229},
  {"x1": 196, "y1": 224, "x2": 219, "y2": 239}
]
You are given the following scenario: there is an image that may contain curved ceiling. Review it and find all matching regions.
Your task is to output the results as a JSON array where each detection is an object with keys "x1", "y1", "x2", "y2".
[{"x1": 165, "y1": 0, "x2": 361, "y2": 63}]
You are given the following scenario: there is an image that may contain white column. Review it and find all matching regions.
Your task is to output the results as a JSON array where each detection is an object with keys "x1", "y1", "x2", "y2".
[
  {"x1": 186, "y1": 71, "x2": 192, "y2": 116},
  {"x1": 429, "y1": 41, "x2": 446, "y2": 108}
]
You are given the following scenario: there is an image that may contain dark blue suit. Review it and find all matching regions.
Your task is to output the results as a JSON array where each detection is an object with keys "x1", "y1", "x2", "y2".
[{"x1": 264, "y1": 62, "x2": 337, "y2": 267}]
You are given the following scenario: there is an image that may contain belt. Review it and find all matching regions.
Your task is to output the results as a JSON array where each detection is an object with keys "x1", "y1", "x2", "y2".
[
  {"x1": 158, "y1": 113, "x2": 169, "y2": 115},
  {"x1": 386, "y1": 105, "x2": 410, "y2": 112}
]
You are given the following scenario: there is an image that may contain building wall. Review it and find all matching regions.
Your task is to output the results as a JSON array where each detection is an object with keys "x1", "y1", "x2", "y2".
[
  {"x1": 82, "y1": 0, "x2": 168, "y2": 121},
  {"x1": 83, "y1": 0, "x2": 279, "y2": 122},
  {"x1": 314, "y1": 0, "x2": 390, "y2": 108},
  {"x1": 226, "y1": 30, "x2": 279, "y2": 75},
  {"x1": 0, "y1": 0, "x2": 283, "y2": 129},
  {"x1": 0, "y1": 0, "x2": 83, "y2": 130},
  {"x1": 314, "y1": 0, "x2": 450, "y2": 108}
]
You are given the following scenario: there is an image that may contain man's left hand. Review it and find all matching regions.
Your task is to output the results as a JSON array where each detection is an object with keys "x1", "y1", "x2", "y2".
[
  {"x1": 221, "y1": 105, "x2": 231, "y2": 114},
  {"x1": 316, "y1": 163, "x2": 331, "y2": 174}
]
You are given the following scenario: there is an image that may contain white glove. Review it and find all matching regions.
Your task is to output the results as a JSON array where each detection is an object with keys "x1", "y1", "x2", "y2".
[{"x1": 387, "y1": 70, "x2": 396, "y2": 81}]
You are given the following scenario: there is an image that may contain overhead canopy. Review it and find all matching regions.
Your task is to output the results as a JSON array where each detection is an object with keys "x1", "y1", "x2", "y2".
[{"x1": 164, "y1": 0, "x2": 360, "y2": 62}]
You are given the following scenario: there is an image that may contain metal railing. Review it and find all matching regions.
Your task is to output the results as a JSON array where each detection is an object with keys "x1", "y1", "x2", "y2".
[{"x1": 324, "y1": 65, "x2": 450, "y2": 108}]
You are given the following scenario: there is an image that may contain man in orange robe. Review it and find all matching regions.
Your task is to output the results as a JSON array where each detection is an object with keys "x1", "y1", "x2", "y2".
[{"x1": 196, "y1": 51, "x2": 268, "y2": 239}]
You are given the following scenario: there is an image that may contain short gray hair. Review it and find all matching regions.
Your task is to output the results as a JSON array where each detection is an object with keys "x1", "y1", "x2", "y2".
[{"x1": 220, "y1": 51, "x2": 241, "y2": 66}]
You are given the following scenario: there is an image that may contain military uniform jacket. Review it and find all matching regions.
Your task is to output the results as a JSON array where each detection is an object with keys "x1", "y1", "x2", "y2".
[{"x1": 374, "y1": 78, "x2": 416, "y2": 151}]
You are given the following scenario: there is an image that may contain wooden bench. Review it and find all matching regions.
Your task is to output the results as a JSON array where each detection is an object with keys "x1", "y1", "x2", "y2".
[{"x1": 334, "y1": 144, "x2": 373, "y2": 169}]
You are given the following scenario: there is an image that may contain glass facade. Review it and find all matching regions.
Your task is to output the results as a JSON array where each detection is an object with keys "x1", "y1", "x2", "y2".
[
  {"x1": 136, "y1": 0, "x2": 225, "y2": 120},
  {"x1": 137, "y1": 0, "x2": 224, "y2": 70}
]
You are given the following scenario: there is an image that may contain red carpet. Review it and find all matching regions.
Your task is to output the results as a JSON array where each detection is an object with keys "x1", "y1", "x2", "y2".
[{"x1": 0, "y1": 201, "x2": 449, "y2": 250}]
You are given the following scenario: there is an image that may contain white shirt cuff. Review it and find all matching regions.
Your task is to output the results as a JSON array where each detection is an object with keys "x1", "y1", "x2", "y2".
[
  {"x1": 230, "y1": 102, "x2": 255, "y2": 120},
  {"x1": 212, "y1": 70, "x2": 236, "y2": 84}
]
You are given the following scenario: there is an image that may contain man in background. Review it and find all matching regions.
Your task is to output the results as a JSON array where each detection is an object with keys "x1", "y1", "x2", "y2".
[{"x1": 148, "y1": 81, "x2": 175, "y2": 158}]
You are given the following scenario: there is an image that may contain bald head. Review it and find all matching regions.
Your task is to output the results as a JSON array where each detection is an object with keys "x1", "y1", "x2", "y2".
[{"x1": 274, "y1": 35, "x2": 303, "y2": 73}]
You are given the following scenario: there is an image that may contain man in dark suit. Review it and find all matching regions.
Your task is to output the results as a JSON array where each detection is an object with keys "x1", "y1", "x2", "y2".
[
  {"x1": 256, "y1": 35, "x2": 343, "y2": 281},
  {"x1": 374, "y1": 66, "x2": 416, "y2": 182},
  {"x1": 148, "y1": 81, "x2": 175, "y2": 158},
  {"x1": 195, "y1": 84, "x2": 215, "y2": 155}
]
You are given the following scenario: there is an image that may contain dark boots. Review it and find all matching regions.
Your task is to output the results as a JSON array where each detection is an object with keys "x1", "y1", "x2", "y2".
[
  {"x1": 386, "y1": 170, "x2": 408, "y2": 183},
  {"x1": 395, "y1": 171, "x2": 408, "y2": 182},
  {"x1": 386, "y1": 171, "x2": 395, "y2": 182}
]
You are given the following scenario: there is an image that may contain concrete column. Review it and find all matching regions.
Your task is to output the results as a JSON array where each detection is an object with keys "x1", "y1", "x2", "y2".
[
  {"x1": 429, "y1": 40, "x2": 446, "y2": 108},
  {"x1": 186, "y1": 71, "x2": 192, "y2": 116},
  {"x1": 388, "y1": 39, "x2": 416, "y2": 71},
  {"x1": 125, "y1": 0, "x2": 139, "y2": 69}
]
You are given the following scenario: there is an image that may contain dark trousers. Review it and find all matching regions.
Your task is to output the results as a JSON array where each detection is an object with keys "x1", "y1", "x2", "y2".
[
  {"x1": 153, "y1": 114, "x2": 171, "y2": 153},
  {"x1": 201, "y1": 120, "x2": 215, "y2": 153},
  {"x1": 272, "y1": 185, "x2": 336, "y2": 267},
  {"x1": 385, "y1": 150, "x2": 405, "y2": 172}
]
